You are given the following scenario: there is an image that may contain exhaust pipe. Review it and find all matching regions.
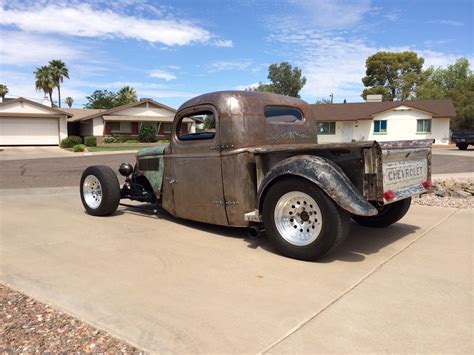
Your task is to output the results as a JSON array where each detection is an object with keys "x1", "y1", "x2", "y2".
[{"x1": 247, "y1": 226, "x2": 265, "y2": 238}]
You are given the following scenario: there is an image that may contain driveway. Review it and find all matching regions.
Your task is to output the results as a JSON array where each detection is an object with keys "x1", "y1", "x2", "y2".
[{"x1": 0, "y1": 190, "x2": 471, "y2": 353}]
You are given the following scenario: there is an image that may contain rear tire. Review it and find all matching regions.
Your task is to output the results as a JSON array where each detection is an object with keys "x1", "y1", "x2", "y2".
[
  {"x1": 262, "y1": 177, "x2": 350, "y2": 261},
  {"x1": 457, "y1": 143, "x2": 468, "y2": 150},
  {"x1": 352, "y1": 198, "x2": 411, "y2": 228},
  {"x1": 80, "y1": 165, "x2": 120, "y2": 216}
]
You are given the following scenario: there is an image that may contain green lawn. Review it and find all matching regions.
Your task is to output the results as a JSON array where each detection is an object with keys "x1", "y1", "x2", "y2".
[{"x1": 87, "y1": 146, "x2": 148, "y2": 152}]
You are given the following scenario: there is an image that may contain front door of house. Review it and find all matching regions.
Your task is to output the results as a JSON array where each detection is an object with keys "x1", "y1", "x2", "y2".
[{"x1": 341, "y1": 122, "x2": 353, "y2": 142}]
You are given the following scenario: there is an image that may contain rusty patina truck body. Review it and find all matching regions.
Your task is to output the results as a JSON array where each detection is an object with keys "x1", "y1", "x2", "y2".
[{"x1": 80, "y1": 91, "x2": 433, "y2": 260}]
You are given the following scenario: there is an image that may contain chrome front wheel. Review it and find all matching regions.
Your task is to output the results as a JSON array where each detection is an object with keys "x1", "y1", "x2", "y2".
[{"x1": 83, "y1": 175, "x2": 103, "y2": 209}]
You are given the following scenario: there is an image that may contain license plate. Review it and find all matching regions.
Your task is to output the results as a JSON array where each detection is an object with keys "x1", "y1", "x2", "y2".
[{"x1": 383, "y1": 158, "x2": 427, "y2": 191}]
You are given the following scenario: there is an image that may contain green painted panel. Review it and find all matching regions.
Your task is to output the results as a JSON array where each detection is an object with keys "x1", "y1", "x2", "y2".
[{"x1": 136, "y1": 144, "x2": 168, "y2": 193}]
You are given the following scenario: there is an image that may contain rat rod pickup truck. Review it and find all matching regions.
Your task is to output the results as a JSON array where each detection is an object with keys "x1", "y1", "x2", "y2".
[{"x1": 80, "y1": 91, "x2": 433, "y2": 261}]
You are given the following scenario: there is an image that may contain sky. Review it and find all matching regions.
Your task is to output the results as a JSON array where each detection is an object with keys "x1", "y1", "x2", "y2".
[{"x1": 1, "y1": 0, "x2": 473, "y2": 108}]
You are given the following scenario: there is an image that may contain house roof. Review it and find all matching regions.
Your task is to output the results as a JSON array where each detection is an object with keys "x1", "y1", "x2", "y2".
[
  {"x1": 63, "y1": 108, "x2": 107, "y2": 122},
  {"x1": 0, "y1": 97, "x2": 73, "y2": 117},
  {"x1": 311, "y1": 99, "x2": 456, "y2": 122},
  {"x1": 78, "y1": 98, "x2": 177, "y2": 122}
]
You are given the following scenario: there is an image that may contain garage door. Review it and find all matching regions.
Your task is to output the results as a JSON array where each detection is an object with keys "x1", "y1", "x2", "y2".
[{"x1": 0, "y1": 117, "x2": 59, "y2": 145}]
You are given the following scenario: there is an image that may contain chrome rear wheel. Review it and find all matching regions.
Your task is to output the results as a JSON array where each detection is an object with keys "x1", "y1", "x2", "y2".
[{"x1": 274, "y1": 191, "x2": 322, "y2": 246}]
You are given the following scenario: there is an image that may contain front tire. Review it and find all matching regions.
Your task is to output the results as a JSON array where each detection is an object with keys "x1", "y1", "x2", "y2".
[
  {"x1": 352, "y1": 198, "x2": 411, "y2": 228},
  {"x1": 80, "y1": 165, "x2": 120, "y2": 216},
  {"x1": 457, "y1": 143, "x2": 468, "y2": 151},
  {"x1": 262, "y1": 177, "x2": 350, "y2": 261}
]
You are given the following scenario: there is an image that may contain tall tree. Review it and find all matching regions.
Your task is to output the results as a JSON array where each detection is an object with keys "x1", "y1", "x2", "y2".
[
  {"x1": 417, "y1": 58, "x2": 473, "y2": 129},
  {"x1": 84, "y1": 90, "x2": 117, "y2": 109},
  {"x1": 34, "y1": 65, "x2": 55, "y2": 106},
  {"x1": 361, "y1": 51, "x2": 425, "y2": 101},
  {"x1": 49, "y1": 60, "x2": 69, "y2": 108},
  {"x1": 254, "y1": 62, "x2": 307, "y2": 98},
  {"x1": 65, "y1": 96, "x2": 74, "y2": 108},
  {"x1": 115, "y1": 85, "x2": 138, "y2": 106},
  {"x1": 0, "y1": 84, "x2": 8, "y2": 101}
]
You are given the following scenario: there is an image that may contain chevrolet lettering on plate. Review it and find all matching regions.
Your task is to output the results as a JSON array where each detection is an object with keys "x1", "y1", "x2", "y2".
[{"x1": 383, "y1": 158, "x2": 428, "y2": 191}]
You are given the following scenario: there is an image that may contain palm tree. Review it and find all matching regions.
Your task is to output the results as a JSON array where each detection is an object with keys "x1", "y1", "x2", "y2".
[
  {"x1": 65, "y1": 97, "x2": 74, "y2": 108},
  {"x1": 34, "y1": 66, "x2": 55, "y2": 106},
  {"x1": 116, "y1": 86, "x2": 138, "y2": 106},
  {"x1": 0, "y1": 84, "x2": 8, "y2": 102},
  {"x1": 49, "y1": 60, "x2": 69, "y2": 108}
]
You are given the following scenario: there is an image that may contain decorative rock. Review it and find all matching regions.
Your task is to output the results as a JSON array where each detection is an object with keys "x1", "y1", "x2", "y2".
[
  {"x1": 451, "y1": 190, "x2": 472, "y2": 199},
  {"x1": 435, "y1": 190, "x2": 447, "y2": 197}
]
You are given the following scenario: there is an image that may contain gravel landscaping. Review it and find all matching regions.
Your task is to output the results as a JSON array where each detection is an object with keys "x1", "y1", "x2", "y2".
[
  {"x1": 0, "y1": 283, "x2": 143, "y2": 353},
  {"x1": 412, "y1": 177, "x2": 474, "y2": 209}
]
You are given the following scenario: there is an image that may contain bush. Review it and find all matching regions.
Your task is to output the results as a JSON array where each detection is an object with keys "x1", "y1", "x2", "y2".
[
  {"x1": 103, "y1": 134, "x2": 125, "y2": 144},
  {"x1": 84, "y1": 136, "x2": 97, "y2": 147},
  {"x1": 139, "y1": 124, "x2": 157, "y2": 143},
  {"x1": 72, "y1": 144, "x2": 87, "y2": 152},
  {"x1": 60, "y1": 135, "x2": 82, "y2": 148},
  {"x1": 125, "y1": 139, "x2": 140, "y2": 143}
]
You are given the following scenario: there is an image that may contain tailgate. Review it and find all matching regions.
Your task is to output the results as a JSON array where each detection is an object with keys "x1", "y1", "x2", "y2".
[{"x1": 378, "y1": 140, "x2": 433, "y2": 203}]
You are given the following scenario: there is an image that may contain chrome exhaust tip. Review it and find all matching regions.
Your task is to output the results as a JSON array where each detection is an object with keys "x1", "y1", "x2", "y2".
[{"x1": 247, "y1": 226, "x2": 265, "y2": 238}]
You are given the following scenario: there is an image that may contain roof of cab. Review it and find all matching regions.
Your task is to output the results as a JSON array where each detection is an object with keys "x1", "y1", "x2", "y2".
[{"x1": 177, "y1": 90, "x2": 309, "y2": 115}]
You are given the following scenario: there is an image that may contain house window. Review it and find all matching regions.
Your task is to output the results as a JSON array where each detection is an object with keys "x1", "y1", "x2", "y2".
[
  {"x1": 373, "y1": 120, "x2": 387, "y2": 134},
  {"x1": 162, "y1": 123, "x2": 173, "y2": 134},
  {"x1": 265, "y1": 106, "x2": 304, "y2": 123},
  {"x1": 317, "y1": 122, "x2": 336, "y2": 135},
  {"x1": 110, "y1": 121, "x2": 131, "y2": 133},
  {"x1": 417, "y1": 119, "x2": 431, "y2": 133}
]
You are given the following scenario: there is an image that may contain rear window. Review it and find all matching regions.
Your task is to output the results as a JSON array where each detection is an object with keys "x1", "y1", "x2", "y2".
[{"x1": 264, "y1": 106, "x2": 304, "y2": 123}]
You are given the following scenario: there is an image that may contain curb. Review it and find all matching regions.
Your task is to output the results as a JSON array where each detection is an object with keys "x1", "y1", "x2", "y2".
[{"x1": 0, "y1": 186, "x2": 78, "y2": 196}]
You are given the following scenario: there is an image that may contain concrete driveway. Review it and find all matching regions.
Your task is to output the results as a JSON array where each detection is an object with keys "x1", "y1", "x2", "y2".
[{"x1": 0, "y1": 189, "x2": 472, "y2": 353}]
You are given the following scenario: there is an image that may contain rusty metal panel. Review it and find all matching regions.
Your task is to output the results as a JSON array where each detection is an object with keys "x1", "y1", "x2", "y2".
[
  {"x1": 257, "y1": 155, "x2": 378, "y2": 216},
  {"x1": 221, "y1": 152, "x2": 257, "y2": 227}
]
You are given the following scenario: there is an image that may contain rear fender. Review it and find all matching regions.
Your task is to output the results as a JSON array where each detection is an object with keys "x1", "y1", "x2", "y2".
[{"x1": 257, "y1": 155, "x2": 378, "y2": 216}]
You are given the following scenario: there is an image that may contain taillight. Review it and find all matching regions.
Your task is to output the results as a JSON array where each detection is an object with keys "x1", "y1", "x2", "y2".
[
  {"x1": 422, "y1": 181, "x2": 433, "y2": 189},
  {"x1": 383, "y1": 191, "x2": 397, "y2": 201}
]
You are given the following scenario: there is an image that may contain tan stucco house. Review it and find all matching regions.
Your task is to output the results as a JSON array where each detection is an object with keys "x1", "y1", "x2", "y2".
[
  {"x1": 0, "y1": 97, "x2": 71, "y2": 145},
  {"x1": 312, "y1": 98, "x2": 456, "y2": 145}
]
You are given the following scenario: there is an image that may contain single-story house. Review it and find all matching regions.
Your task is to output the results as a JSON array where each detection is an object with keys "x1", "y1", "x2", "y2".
[
  {"x1": 312, "y1": 97, "x2": 456, "y2": 145},
  {"x1": 0, "y1": 97, "x2": 71, "y2": 145},
  {"x1": 66, "y1": 98, "x2": 187, "y2": 142}
]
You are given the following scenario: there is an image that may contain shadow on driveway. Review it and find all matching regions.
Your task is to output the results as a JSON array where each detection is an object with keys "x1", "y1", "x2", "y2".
[{"x1": 111, "y1": 202, "x2": 420, "y2": 264}]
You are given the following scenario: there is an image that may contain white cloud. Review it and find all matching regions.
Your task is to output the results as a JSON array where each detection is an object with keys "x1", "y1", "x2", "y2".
[
  {"x1": 233, "y1": 82, "x2": 261, "y2": 90},
  {"x1": 149, "y1": 69, "x2": 177, "y2": 81},
  {"x1": 268, "y1": 0, "x2": 372, "y2": 30},
  {"x1": 214, "y1": 39, "x2": 234, "y2": 48},
  {"x1": 208, "y1": 60, "x2": 253, "y2": 72},
  {"x1": 428, "y1": 19, "x2": 464, "y2": 27},
  {"x1": 0, "y1": 2, "x2": 225, "y2": 46},
  {"x1": 0, "y1": 31, "x2": 83, "y2": 66}
]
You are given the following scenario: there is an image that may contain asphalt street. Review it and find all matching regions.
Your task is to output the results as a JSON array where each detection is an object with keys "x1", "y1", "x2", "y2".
[{"x1": 0, "y1": 150, "x2": 472, "y2": 189}]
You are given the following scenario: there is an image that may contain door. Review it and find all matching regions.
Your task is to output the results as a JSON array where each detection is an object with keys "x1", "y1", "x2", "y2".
[
  {"x1": 341, "y1": 122, "x2": 353, "y2": 142},
  {"x1": 168, "y1": 105, "x2": 228, "y2": 226},
  {"x1": 0, "y1": 117, "x2": 59, "y2": 145}
]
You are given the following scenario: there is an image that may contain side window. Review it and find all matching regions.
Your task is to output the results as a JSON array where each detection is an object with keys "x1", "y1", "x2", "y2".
[
  {"x1": 265, "y1": 106, "x2": 304, "y2": 123},
  {"x1": 317, "y1": 122, "x2": 336, "y2": 135},
  {"x1": 177, "y1": 111, "x2": 216, "y2": 141},
  {"x1": 374, "y1": 120, "x2": 387, "y2": 134}
]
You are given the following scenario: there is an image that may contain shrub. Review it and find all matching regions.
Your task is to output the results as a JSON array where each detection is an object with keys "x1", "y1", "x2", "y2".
[
  {"x1": 72, "y1": 144, "x2": 87, "y2": 152},
  {"x1": 125, "y1": 139, "x2": 140, "y2": 143},
  {"x1": 84, "y1": 136, "x2": 97, "y2": 147},
  {"x1": 103, "y1": 135, "x2": 125, "y2": 144},
  {"x1": 60, "y1": 135, "x2": 82, "y2": 148},
  {"x1": 139, "y1": 124, "x2": 157, "y2": 143}
]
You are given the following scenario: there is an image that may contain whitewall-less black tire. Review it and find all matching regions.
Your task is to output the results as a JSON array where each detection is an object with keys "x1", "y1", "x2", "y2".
[{"x1": 80, "y1": 165, "x2": 121, "y2": 216}]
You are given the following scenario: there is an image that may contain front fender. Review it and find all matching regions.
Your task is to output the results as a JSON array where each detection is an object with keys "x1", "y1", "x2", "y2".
[{"x1": 257, "y1": 155, "x2": 378, "y2": 216}]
